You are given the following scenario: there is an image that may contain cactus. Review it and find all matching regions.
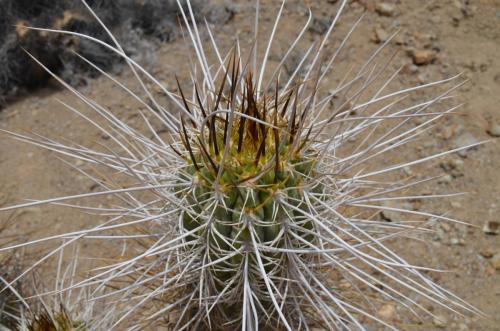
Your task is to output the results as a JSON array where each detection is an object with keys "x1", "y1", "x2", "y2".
[
  {"x1": 1, "y1": 220, "x2": 24, "y2": 330},
  {"x1": 0, "y1": 254, "x2": 19, "y2": 330},
  {"x1": 176, "y1": 68, "x2": 325, "y2": 325},
  {"x1": 0, "y1": 0, "x2": 483, "y2": 330},
  {"x1": 21, "y1": 308, "x2": 85, "y2": 331},
  {"x1": 14, "y1": 251, "x2": 110, "y2": 331}
]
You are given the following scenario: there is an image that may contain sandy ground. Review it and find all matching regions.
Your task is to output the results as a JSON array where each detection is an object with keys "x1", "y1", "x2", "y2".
[{"x1": 1, "y1": 0, "x2": 500, "y2": 329}]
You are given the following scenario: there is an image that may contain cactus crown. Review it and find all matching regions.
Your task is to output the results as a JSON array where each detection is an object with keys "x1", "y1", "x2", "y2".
[
  {"x1": 178, "y1": 54, "x2": 317, "y2": 182},
  {"x1": 24, "y1": 307, "x2": 85, "y2": 331}
]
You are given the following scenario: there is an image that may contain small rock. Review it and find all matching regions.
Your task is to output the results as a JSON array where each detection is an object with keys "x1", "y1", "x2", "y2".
[
  {"x1": 438, "y1": 174, "x2": 453, "y2": 184},
  {"x1": 487, "y1": 121, "x2": 500, "y2": 137},
  {"x1": 15, "y1": 21, "x2": 31, "y2": 39},
  {"x1": 433, "y1": 314, "x2": 447, "y2": 328},
  {"x1": 403, "y1": 166, "x2": 413, "y2": 176},
  {"x1": 485, "y1": 265, "x2": 496, "y2": 276},
  {"x1": 454, "y1": 132, "x2": 481, "y2": 157},
  {"x1": 412, "y1": 31, "x2": 435, "y2": 48},
  {"x1": 440, "y1": 223, "x2": 451, "y2": 232},
  {"x1": 309, "y1": 16, "x2": 330, "y2": 35},
  {"x1": 450, "y1": 238, "x2": 465, "y2": 246},
  {"x1": 412, "y1": 49, "x2": 437, "y2": 65},
  {"x1": 375, "y1": 3, "x2": 396, "y2": 17},
  {"x1": 373, "y1": 27, "x2": 389, "y2": 43},
  {"x1": 453, "y1": 0, "x2": 464, "y2": 10},
  {"x1": 203, "y1": 2, "x2": 234, "y2": 24},
  {"x1": 402, "y1": 63, "x2": 419, "y2": 75},
  {"x1": 381, "y1": 201, "x2": 413, "y2": 223},
  {"x1": 378, "y1": 303, "x2": 396, "y2": 320},
  {"x1": 417, "y1": 73, "x2": 429, "y2": 84},
  {"x1": 224, "y1": 3, "x2": 248, "y2": 14},
  {"x1": 393, "y1": 33, "x2": 405, "y2": 45},
  {"x1": 440, "y1": 125, "x2": 455, "y2": 140},
  {"x1": 464, "y1": 60, "x2": 478, "y2": 72},
  {"x1": 480, "y1": 248, "x2": 495, "y2": 259},
  {"x1": 491, "y1": 252, "x2": 500, "y2": 270},
  {"x1": 483, "y1": 221, "x2": 500, "y2": 235},
  {"x1": 441, "y1": 158, "x2": 464, "y2": 177},
  {"x1": 449, "y1": 158, "x2": 464, "y2": 169},
  {"x1": 451, "y1": 201, "x2": 462, "y2": 208},
  {"x1": 494, "y1": 73, "x2": 500, "y2": 85}
]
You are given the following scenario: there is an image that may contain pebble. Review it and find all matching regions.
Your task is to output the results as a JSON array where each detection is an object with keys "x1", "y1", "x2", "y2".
[
  {"x1": 453, "y1": 132, "x2": 481, "y2": 157},
  {"x1": 433, "y1": 314, "x2": 448, "y2": 328},
  {"x1": 441, "y1": 124, "x2": 459, "y2": 139},
  {"x1": 491, "y1": 252, "x2": 500, "y2": 270},
  {"x1": 485, "y1": 265, "x2": 496, "y2": 276},
  {"x1": 450, "y1": 237, "x2": 465, "y2": 246},
  {"x1": 412, "y1": 49, "x2": 437, "y2": 65},
  {"x1": 309, "y1": 16, "x2": 330, "y2": 35},
  {"x1": 413, "y1": 31, "x2": 436, "y2": 48},
  {"x1": 434, "y1": 229, "x2": 445, "y2": 242},
  {"x1": 417, "y1": 73, "x2": 429, "y2": 84},
  {"x1": 203, "y1": 1, "x2": 234, "y2": 24},
  {"x1": 482, "y1": 221, "x2": 499, "y2": 235},
  {"x1": 375, "y1": 3, "x2": 396, "y2": 17},
  {"x1": 402, "y1": 63, "x2": 419, "y2": 75},
  {"x1": 378, "y1": 303, "x2": 396, "y2": 320},
  {"x1": 487, "y1": 121, "x2": 500, "y2": 137},
  {"x1": 480, "y1": 248, "x2": 495, "y2": 259},
  {"x1": 494, "y1": 73, "x2": 500, "y2": 85},
  {"x1": 393, "y1": 33, "x2": 405, "y2": 45},
  {"x1": 438, "y1": 174, "x2": 453, "y2": 184},
  {"x1": 440, "y1": 223, "x2": 452, "y2": 232},
  {"x1": 373, "y1": 27, "x2": 390, "y2": 43},
  {"x1": 453, "y1": 0, "x2": 464, "y2": 10},
  {"x1": 452, "y1": 14, "x2": 461, "y2": 27},
  {"x1": 403, "y1": 166, "x2": 413, "y2": 176},
  {"x1": 449, "y1": 158, "x2": 464, "y2": 169},
  {"x1": 441, "y1": 158, "x2": 464, "y2": 177},
  {"x1": 381, "y1": 201, "x2": 413, "y2": 223}
]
